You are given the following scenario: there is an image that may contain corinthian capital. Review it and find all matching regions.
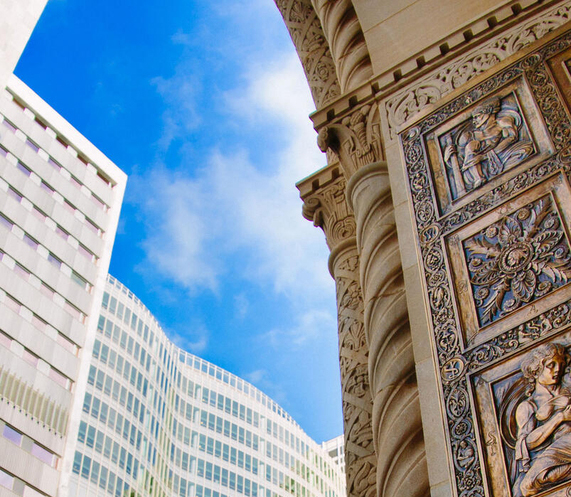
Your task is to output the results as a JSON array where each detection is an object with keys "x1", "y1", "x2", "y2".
[
  {"x1": 297, "y1": 163, "x2": 355, "y2": 251},
  {"x1": 317, "y1": 103, "x2": 382, "y2": 178}
]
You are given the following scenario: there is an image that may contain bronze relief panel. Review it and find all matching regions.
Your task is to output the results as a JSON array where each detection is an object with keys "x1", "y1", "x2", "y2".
[
  {"x1": 474, "y1": 333, "x2": 571, "y2": 497},
  {"x1": 424, "y1": 78, "x2": 552, "y2": 216},
  {"x1": 399, "y1": 27, "x2": 571, "y2": 497},
  {"x1": 446, "y1": 176, "x2": 571, "y2": 347}
]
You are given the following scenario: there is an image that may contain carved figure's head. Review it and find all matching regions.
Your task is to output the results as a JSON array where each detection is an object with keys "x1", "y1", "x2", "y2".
[
  {"x1": 521, "y1": 343, "x2": 570, "y2": 392},
  {"x1": 472, "y1": 98, "x2": 501, "y2": 128}
]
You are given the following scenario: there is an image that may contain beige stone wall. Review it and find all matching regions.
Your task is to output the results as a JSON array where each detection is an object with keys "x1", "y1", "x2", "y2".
[{"x1": 353, "y1": 0, "x2": 512, "y2": 75}]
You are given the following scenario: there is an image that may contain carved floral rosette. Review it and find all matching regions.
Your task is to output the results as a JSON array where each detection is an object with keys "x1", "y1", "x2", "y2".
[{"x1": 400, "y1": 28, "x2": 571, "y2": 497}]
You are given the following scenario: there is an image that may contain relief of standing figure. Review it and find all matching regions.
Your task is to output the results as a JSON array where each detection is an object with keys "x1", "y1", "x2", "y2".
[{"x1": 443, "y1": 96, "x2": 534, "y2": 197}]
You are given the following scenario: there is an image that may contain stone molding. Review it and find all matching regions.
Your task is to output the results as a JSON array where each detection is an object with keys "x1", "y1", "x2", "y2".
[
  {"x1": 384, "y1": 0, "x2": 571, "y2": 139},
  {"x1": 346, "y1": 162, "x2": 429, "y2": 497},
  {"x1": 308, "y1": 0, "x2": 561, "y2": 130},
  {"x1": 273, "y1": 0, "x2": 341, "y2": 108}
]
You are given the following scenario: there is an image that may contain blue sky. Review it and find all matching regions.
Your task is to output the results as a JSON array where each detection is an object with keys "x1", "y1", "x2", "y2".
[{"x1": 16, "y1": 0, "x2": 342, "y2": 442}]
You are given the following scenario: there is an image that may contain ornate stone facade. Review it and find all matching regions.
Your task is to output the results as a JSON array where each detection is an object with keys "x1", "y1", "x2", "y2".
[
  {"x1": 298, "y1": 166, "x2": 377, "y2": 497},
  {"x1": 273, "y1": 0, "x2": 341, "y2": 108},
  {"x1": 282, "y1": 1, "x2": 571, "y2": 497}
]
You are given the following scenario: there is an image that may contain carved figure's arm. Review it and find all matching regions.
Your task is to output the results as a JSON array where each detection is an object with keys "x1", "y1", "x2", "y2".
[
  {"x1": 495, "y1": 116, "x2": 518, "y2": 153},
  {"x1": 521, "y1": 404, "x2": 571, "y2": 450}
]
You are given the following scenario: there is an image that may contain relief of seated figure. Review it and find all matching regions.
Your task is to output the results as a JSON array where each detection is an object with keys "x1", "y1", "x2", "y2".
[{"x1": 443, "y1": 96, "x2": 534, "y2": 194}]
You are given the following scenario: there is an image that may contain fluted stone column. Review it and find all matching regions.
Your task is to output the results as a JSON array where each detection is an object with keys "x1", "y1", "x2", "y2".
[
  {"x1": 299, "y1": 167, "x2": 377, "y2": 497},
  {"x1": 346, "y1": 162, "x2": 429, "y2": 497}
]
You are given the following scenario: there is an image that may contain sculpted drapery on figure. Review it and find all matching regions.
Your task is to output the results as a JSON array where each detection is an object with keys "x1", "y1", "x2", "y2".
[
  {"x1": 512, "y1": 343, "x2": 571, "y2": 497},
  {"x1": 442, "y1": 96, "x2": 534, "y2": 198}
]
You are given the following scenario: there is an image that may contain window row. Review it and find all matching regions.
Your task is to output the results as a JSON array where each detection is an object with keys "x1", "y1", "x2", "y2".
[
  {"x1": 82, "y1": 393, "x2": 145, "y2": 453},
  {"x1": 77, "y1": 421, "x2": 140, "y2": 478},
  {"x1": 0, "y1": 138, "x2": 107, "y2": 238},
  {"x1": 0, "y1": 328, "x2": 72, "y2": 390},
  {"x1": 2, "y1": 102, "x2": 114, "y2": 195},
  {"x1": 0, "y1": 164, "x2": 99, "y2": 263},
  {"x1": 72, "y1": 451, "x2": 135, "y2": 497},
  {"x1": 170, "y1": 429, "x2": 260, "y2": 477},
  {"x1": 95, "y1": 322, "x2": 151, "y2": 373},
  {"x1": 2, "y1": 421, "x2": 58, "y2": 467},
  {"x1": 0, "y1": 208, "x2": 93, "y2": 297},
  {"x1": 0, "y1": 286, "x2": 78, "y2": 355},
  {"x1": 101, "y1": 293, "x2": 155, "y2": 347},
  {"x1": 198, "y1": 386, "x2": 260, "y2": 428},
  {"x1": 0, "y1": 467, "x2": 48, "y2": 497},
  {"x1": 195, "y1": 459, "x2": 261, "y2": 497},
  {"x1": 87, "y1": 365, "x2": 146, "y2": 420},
  {"x1": 89, "y1": 347, "x2": 149, "y2": 398}
]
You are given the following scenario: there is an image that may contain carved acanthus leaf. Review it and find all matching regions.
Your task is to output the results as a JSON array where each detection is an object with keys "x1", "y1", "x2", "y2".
[
  {"x1": 318, "y1": 104, "x2": 383, "y2": 177},
  {"x1": 301, "y1": 175, "x2": 355, "y2": 249}
]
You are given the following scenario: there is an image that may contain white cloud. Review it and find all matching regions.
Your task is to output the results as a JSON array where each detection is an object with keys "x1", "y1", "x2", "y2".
[
  {"x1": 166, "y1": 322, "x2": 209, "y2": 355},
  {"x1": 234, "y1": 293, "x2": 249, "y2": 319},
  {"x1": 136, "y1": 51, "x2": 333, "y2": 308},
  {"x1": 151, "y1": 65, "x2": 201, "y2": 151},
  {"x1": 261, "y1": 309, "x2": 337, "y2": 348},
  {"x1": 242, "y1": 368, "x2": 287, "y2": 405}
]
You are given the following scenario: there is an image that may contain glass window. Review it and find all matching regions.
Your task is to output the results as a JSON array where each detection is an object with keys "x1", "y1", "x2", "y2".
[
  {"x1": 99, "y1": 466, "x2": 108, "y2": 489},
  {"x1": 73, "y1": 452, "x2": 82, "y2": 474},
  {"x1": 32, "y1": 443, "x2": 55, "y2": 466},
  {"x1": 3, "y1": 425, "x2": 22, "y2": 445},
  {"x1": 81, "y1": 455, "x2": 91, "y2": 478},
  {"x1": 96, "y1": 370, "x2": 105, "y2": 390},
  {"x1": 86, "y1": 425, "x2": 95, "y2": 448},
  {"x1": 109, "y1": 297, "x2": 117, "y2": 314}
]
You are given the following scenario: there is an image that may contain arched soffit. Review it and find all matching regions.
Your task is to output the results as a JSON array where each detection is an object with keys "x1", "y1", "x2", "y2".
[
  {"x1": 312, "y1": 0, "x2": 373, "y2": 94},
  {"x1": 274, "y1": 0, "x2": 341, "y2": 109}
]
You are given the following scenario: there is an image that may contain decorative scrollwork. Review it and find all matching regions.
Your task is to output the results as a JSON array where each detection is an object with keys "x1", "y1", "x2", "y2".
[
  {"x1": 273, "y1": 0, "x2": 341, "y2": 108},
  {"x1": 399, "y1": 28, "x2": 571, "y2": 497}
]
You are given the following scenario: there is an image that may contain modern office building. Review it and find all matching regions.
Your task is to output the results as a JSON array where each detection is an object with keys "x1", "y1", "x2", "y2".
[
  {"x1": 68, "y1": 275, "x2": 346, "y2": 497},
  {"x1": 0, "y1": 73, "x2": 126, "y2": 497},
  {"x1": 321, "y1": 437, "x2": 344, "y2": 478}
]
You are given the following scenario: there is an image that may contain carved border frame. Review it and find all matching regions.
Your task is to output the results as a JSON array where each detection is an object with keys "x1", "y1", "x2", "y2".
[{"x1": 400, "y1": 30, "x2": 571, "y2": 497}]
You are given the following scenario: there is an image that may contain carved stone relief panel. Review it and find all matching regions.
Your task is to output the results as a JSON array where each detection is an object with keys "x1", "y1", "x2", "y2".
[
  {"x1": 399, "y1": 27, "x2": 571, "y2": 497},
  {"x1": 424, "y1": 78, "x2": 552, "y2": 215},
  {"x1": 446, "y1": 176, "x2": 571, "y2": 347},
  {"x1": 473, "y1": 332, "x2": 571, "y2": 497}
]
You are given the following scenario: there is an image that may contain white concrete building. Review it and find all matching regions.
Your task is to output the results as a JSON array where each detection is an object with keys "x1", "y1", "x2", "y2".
[
  {"x1": 68, "y1": 275, "x2": 346, "y2": 497},
  {"x1": 321, "y1": 436, "x2": 344, "y2": 477},
  {"x1": 0, "y1": 75, "x2": 126, "y2": 497}
]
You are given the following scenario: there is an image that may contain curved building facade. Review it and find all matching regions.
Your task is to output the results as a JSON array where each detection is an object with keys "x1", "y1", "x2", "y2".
[{"x1": 68, "y1": 275, "x2": 345, "y2": 497}]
